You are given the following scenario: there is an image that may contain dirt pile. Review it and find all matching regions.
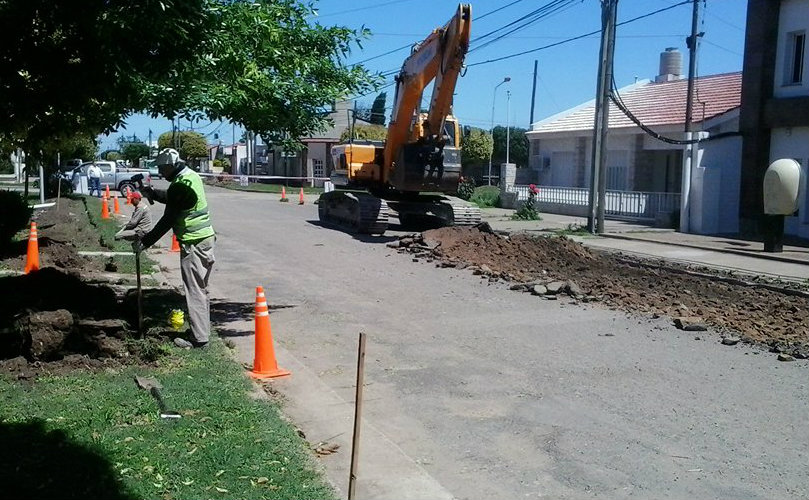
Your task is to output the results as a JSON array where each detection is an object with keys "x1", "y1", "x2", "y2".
[
  {"x1": 2, "y1": 198, "x2": 105, "y2": 273},
  {"x1": 392, "y1": 226, "x2": 809, "y2": 358}
]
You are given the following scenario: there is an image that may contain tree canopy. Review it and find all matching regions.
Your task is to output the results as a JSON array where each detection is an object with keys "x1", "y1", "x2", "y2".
[
  {"x1": 121, "y1": 143, "x2": 151, "y2": 163},
  {"x1": 0, "y1": 0, "x2": 378, "y2": 165},
  {"x1": 340, "y1": 124, "x2": 387, "y2": 142},
  {"x1": 370, "y1": 92, "x2": 387, "y2": 126},
  {"x1": 460, "y1": 127, "x2": 493, "y2": 165},
  {"x1": 158, "y1": 131, "x2": 209, "y2": 160},
  {"x1": 492, "y1": 126, "x2": 529, "y2": 167}
]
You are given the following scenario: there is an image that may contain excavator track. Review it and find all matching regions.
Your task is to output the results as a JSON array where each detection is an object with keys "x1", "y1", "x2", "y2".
[
  {"x1": 390, "y1": 195, "x2": 482, "y2": 228},
  {"x1": 318, "y1": 190, "x2": 390, "y2": 235},
  {"x1": 443, "y1": 196, "x2": 482, "y2": 226}
]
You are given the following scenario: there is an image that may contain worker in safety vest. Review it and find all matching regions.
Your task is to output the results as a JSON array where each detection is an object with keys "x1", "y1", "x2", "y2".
[{"x1": 135, "y1": 148, "x2": 216, "y2": 348}]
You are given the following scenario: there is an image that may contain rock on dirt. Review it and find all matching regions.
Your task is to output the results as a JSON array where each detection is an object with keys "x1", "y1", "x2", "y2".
[{"x1": 674, "y1": 317, "x2": 708, "y2": 332}]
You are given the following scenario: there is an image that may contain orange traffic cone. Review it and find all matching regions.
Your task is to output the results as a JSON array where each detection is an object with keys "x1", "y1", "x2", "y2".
[
  {"x1": 298, "y1": 187, "x2": 305, "y2": 205},
  {"x1": 170, "y1": 234, "x2": 180, "y2": 252},
  {"x1": 280, "y1": 186, "x2": 288, "y2": 202},
  {"x1": 104, "y1": 185, "x2": 110, "y2": 199},
  {"x1": 113, "y1": 195, "x2": 120, "y2": 214},
  {"x1": 125, "y1": 189, "x2": 132, "y2": 205},
  {"x1": 249, "y1": 286, "x2": 290, "y2": 379},
  {"x1": 24, "y1": 222, "x2": 40, "y2": 274},
  {"x1": 101, "y1": 197, "x2": 110, "y2": 219}
]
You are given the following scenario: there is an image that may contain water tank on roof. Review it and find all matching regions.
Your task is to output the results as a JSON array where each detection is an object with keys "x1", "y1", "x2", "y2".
[{"x1": 656, "y1": 47, "x2": 683, "y2": 82}]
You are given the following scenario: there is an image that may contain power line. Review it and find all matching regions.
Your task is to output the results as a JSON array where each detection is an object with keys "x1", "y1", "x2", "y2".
[
  {"x1": 315, "y1": 0, "x2": 417, "y2": 19},
  {"x1": 477, "y1": 0, "x2": 529, "y2": 20},
  {"x1": 469, "y1": 0, "x2": 582, "y2": 54},
  {"x1": 467, "y1": 0, "x2": 691, "y2": 67}
]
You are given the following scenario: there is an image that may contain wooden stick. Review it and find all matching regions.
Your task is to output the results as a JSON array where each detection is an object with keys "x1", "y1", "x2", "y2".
[{"x1": 347, "y1": 332, "x2": 367, "y2": 500}]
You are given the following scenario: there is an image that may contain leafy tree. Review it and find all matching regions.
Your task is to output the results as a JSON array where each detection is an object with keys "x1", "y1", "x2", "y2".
[
  {"x1": 121, "y1": 143, "x2": 151, "y2": 163},
  {"x1": 105, "y1": 151, "x2": 122, "y2": 161},
  {"x1": 340, "y1": 124, "x2": 388, "y2": 142},
  {"x1": 146, "y1": 1, "x2": 379, "y2": 147},
  {"x1": 370, "y1": 92, "x2": 387, "y2": 125},
  {"x1": 0, "y1": 0, "x2": 210, "y2": 167},
  {"x1": 492, "y1": 126, "x2": 529, "y2": 167},
  {"x1": 0, "y1": 0, "x2": 376, "y2": 162},
  {"x1": 158, "y1": 131, "x2": 209, "y2": 160},
  {"x1": 460, "y1": 127, "x2": 493, "y2": 165}
]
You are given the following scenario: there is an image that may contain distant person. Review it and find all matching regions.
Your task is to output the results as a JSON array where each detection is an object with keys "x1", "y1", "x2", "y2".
[
  {"x1": 114, "y1": 191, "x2": 152, "y2": 241},
  {"x1": 135, "y1": 148, "x2": 216, "y2": 349},
  {"x1": 87, "y1": 163, "x2": 103, "y2": 197}
]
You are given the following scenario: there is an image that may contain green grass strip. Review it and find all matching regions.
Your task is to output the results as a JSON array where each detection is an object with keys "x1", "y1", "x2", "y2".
[
  {"x1": 0, "y1": 344, "x2": 336, "y2": 500},
  {"x1": 204, "y1": 180, "x2": 323, "y2": 195}
]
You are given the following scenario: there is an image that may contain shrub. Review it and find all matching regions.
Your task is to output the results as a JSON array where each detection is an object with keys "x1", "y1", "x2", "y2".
[
  {"x1": 512, "y1": 184, "x2": 542, "y2": 220},
  {"x1": 0, "y1": 190, "x2": 32, "y2": 248},
  {"x1": 469, "y1": 186, "x2": 500, "y2": 208},
  {"x1": 457, "y1": 176, "x2": 476, "y2": 200}
]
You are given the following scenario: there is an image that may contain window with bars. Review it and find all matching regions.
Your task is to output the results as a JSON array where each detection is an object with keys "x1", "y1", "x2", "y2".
[{"x1": 312, "y1": 158, "x2": 324, "y2": 178}]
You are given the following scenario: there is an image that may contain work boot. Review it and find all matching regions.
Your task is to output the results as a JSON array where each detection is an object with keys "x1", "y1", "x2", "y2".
[{"x1": 173, "y1": 337, "x2": 208, "y2": 349}]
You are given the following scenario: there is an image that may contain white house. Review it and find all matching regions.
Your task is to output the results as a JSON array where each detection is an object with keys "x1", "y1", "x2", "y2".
[
  {"x1": 525, "y1": 51, "x2": 742, "y2": 232},
  {"x1": 740, "y1": 0, "x2": 809, "y2": 240}
]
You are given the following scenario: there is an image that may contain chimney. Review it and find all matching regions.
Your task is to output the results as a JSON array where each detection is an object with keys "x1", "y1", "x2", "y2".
[{"x1": 655, "y1": 47, "x2": 683, "y2": 82}]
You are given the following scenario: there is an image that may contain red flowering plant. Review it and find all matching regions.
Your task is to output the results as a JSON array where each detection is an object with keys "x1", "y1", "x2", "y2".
[{"x1": 512, "y1": 183, "x2": 541, "y2": 220}]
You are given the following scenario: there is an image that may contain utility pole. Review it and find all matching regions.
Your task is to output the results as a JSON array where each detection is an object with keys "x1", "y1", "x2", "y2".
[
  {"x1": 588, "y1": 0, "x2": 618, "y2": 234},
  {"x1": 529, "y1": 60, "x2": 538, "y2": 125},
  {"x1": 506, "y1": 90, "x2": 511, "y2": 164},
  {"x1": 680, "y1": 0, "x2": 702, "y2": 233}
]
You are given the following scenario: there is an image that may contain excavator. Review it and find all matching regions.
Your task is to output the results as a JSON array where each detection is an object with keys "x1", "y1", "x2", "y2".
[{"x1": 318, "y1": 3, "x2": 481, "y2": 234}]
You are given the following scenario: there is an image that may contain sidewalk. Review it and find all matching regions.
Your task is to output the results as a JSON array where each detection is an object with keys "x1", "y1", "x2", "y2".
[{"x1": 482, "y1": 208, "x2": 809, "y2": 281}]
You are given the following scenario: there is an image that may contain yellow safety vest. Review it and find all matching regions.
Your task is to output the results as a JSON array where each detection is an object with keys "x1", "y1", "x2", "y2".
[{"x1": 172, "y1": 169, "x2": 215, "y2": 243}]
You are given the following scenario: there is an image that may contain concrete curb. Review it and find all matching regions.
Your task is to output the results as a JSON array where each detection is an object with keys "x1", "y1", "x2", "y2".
[{"x1": 600, "y1": 233, "x2": 809, "y2": 267}]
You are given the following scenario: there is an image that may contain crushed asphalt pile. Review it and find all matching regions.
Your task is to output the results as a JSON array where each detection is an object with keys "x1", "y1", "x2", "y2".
[{"x1": 389, "y1": 225, "x2": 809, "y2": 359}]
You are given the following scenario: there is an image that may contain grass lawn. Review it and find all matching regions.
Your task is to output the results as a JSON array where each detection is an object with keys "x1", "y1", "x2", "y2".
[
  {"x1": 0, "y1": 344, "x2": 336, "y2": 499},
  {"x1": 83, "y1": 196, "x2": 156, "y2": 273},
  {"x1": 470, "y1": 186, "x2": 501, "y2": 208},
  {"x1": 205, "y1": 180, "x2": 323, "y2": 196}
]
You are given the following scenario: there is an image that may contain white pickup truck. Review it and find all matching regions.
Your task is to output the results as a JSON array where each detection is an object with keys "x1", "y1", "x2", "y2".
[{"x1": 71, "y1": 161, "x2": 152, "y2": 193}]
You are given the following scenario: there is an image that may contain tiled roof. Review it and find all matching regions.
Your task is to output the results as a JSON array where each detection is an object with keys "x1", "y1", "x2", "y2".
[{"x1": 531, "y1": 72, "x2": 741, "y2": 134}]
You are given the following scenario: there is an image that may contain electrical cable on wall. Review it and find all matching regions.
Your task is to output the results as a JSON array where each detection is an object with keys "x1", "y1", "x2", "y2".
[{"x1": 609, "y1": 75, "x2": 740, "y2": 145}]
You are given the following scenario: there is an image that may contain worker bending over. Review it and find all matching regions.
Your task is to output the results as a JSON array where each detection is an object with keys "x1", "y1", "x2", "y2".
[{"x1": 114, "y1": 191, "x2": 152, "y2": 241}]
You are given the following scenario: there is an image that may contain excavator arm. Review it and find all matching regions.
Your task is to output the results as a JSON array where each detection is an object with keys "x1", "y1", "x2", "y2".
[{"x1": 383, "y1": 3, "x2": 471, "y2": 189}]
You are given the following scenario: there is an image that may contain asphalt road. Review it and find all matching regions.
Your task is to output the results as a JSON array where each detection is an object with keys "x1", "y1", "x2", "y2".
[{"x1": 161, "y1": 185, "x2": 808, "y2": 500}]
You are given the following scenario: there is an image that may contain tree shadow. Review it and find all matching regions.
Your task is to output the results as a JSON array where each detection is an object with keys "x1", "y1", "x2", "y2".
[
  {"x1": 0, "y1": 239, "x2": 27, "y2": 259},
  {"x1": 0, "y1": 419, "x2": 138, "y2": 499},
  {"x1": 210, "y1": 298, "x2": 296, "y2": 337}
]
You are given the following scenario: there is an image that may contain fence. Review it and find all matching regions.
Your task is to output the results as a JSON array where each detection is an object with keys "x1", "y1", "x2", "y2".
[{"x1": 511, "y1": 185, "x2": 680, "y2": 221}]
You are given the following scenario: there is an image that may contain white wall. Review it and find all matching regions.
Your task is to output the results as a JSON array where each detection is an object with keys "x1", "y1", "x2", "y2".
[
  {"x1": 773, "y1": 0, "x2": 809, "y2": 98},
  {"x1": 690, "y1": 136, "x2": 742, "y2": 234},
  {"x1": 770, "y1": 126, "x2": 809, "y2": 239}
]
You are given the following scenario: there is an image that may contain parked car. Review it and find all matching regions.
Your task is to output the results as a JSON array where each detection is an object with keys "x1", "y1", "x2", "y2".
[
  {"x1": 143, "y1": 158, "x2": 162, "y2": 179},
  {"x1": 70, "y1": 161, "x2": 152, "y2": 193}
]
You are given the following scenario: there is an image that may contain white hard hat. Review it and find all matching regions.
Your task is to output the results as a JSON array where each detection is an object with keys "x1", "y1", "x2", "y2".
[{"x1": 156, "y1": 148, "x2": 182, "y2": 166}]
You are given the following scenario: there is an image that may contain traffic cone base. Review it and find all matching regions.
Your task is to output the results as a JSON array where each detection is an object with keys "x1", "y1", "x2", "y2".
[
  {"x1": 170, "y1": 234, "x2": 180, "y2": 252},
  {"x1": 249, "y1": 286, "x2": 290, "y2": 379},
  {"x1": 24, "y1": 222, "x2": 40, "y2": 274},
  {"x1": 101, "y1": 197, "x2": 110, "y2": 219}
]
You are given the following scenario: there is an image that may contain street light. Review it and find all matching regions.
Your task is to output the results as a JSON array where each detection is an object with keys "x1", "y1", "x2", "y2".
[{"x1": 488, "y1": 76, "x2": 511, "y2": 185}]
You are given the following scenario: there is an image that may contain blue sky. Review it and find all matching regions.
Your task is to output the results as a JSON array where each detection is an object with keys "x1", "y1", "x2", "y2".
[{"x1": 99, "y1": 0, "x2": 747, "y2": 151}]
